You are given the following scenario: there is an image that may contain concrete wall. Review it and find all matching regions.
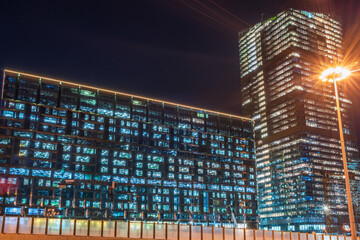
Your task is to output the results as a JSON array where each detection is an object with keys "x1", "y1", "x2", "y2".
[{"x1": 0, "y1": 233, "x2": 147, "y2": 240}]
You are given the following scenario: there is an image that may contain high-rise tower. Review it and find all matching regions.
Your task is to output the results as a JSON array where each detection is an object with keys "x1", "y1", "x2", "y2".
[{"x1": 239, "y1": 9, "x2": 359, "y2": 233}]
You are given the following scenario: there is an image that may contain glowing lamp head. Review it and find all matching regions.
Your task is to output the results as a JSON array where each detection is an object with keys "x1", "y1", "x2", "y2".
[{"x1": 319, "y1": 66, "x2": 350, "y2": 82}]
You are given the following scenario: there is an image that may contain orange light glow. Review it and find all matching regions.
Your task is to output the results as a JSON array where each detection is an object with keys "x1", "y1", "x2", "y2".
[{"x1": 319, "y1": 66, "x2": 351, "y2": 82}]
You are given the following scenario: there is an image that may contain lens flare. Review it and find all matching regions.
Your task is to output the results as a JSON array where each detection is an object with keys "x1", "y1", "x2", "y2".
[{"x1": 319, "y1": 66, "x2": 351, "y2": 82}]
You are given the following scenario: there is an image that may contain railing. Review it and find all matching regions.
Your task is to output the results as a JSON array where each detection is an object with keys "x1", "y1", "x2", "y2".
[{"x1": 0, "y1": 216, "x2": 358, "y2": 240}]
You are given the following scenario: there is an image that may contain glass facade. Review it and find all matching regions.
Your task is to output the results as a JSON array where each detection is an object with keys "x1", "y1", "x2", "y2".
[
  {"x1": 239, "y1": 9, "x2": 359, "y2": 233},
  {"x1": 0, "y1": 70, "x2": 256, "y2": 226}
]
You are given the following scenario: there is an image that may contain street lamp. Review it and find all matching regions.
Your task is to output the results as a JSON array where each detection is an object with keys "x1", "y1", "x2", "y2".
[{"x1": 319, "y1": 66, "x2": 356, "y2": 240}]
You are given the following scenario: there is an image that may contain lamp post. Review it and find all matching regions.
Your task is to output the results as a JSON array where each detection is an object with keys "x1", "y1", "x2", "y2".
[{"x1": 319, "y1": 67, "x2": 356, "y2": 240}]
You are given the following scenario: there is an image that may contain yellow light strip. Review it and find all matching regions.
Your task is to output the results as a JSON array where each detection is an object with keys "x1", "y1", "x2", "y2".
[{"x1": 4, "y1": 69, "x2": 253, "y2": 121}]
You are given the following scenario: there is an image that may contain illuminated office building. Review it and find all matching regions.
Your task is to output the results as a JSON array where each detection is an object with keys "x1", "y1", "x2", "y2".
[
  {"x1": 348, "y1": 161, "x2": 360, "y2": 231},
  {"x1": 239, "y1": 9, "x2": 359, "y2": 233},
  {"x1": 0, "y1": 70, "x2": 257, "y2": 226}
]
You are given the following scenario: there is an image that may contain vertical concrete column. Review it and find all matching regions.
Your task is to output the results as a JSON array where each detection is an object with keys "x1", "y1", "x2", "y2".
[
  {"x1": 73, "y1": 218, "x2": 77, "y2": 236},
  {"x1": 45, "y1": 217, "x2": 49, "y2": 235},
  {"x1": 101, "y1": 220, "x2": 104, "y2": 237},
  {"x1": 190, "y1": 224, "x2": 192, "y2": 240},
  {"x1": 212, "y1": 226, "x2": 215, "y2": 240},
  {"x1": 177, "y1": 223, "x2": 180, "y2": 240},
  {"x1": 127, "y1": 221, "x2": 130, "y2": 238},
  {"x1": 153, "y1": 222, "x2": 156, "y2": 239},
  {"x1": 30, "y1": 216, "x2": 34, "y2": 234},
  {"x1": 201, "y1": 225, "x2": 204, "y2": 240},
  {"x1": 87, "y1": 218, "x2": 90, "y2": 236},
  {"x1": 1, "y1": 215, "x2": 5, "y2": 234},
  {"x1": 16, "y1": 216, "x2": 20, "y2": 234},
  {"x1": 59, "y1": 218, "x2": 63, "y2": 235}
]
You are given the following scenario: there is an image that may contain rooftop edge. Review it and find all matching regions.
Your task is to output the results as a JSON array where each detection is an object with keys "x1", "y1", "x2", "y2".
[{"x1": 4, "y1": 69, "x2": 253, "y2": 122}]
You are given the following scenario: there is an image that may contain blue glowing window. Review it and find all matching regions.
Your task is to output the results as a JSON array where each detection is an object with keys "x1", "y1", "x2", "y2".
[
  {"x1": 3, "y1": 111, "x2": 14, "y2": 118},
  {"x1": 7, "y1": 77, "x2": 16, "y2": 83},
  {"x1": 119, "y1": 152, "x2": 131, "y2": 159},
  {"x1": 179, "y1": 167, "x2": 189, "y2": 173},
  {"x1": 0, "y1": 139, "x2": 11, "y2": 145},
  {"x1": 148, "y1": 163, "x2": 159, "y2": 170},
  {"x1": 121, "y1": 128, "x2": 131, "y2": 134},
  {"x1": 5, "y1": 207, "x2": 21, "y2": 215},
  {"x1": 53, "y1": 171, "x2": 72, "y2": 179},
  {"x1": 36, "y1": 133, "x2": 54, "y2": 141},
  {"x1": 178, "y1": 123, "x2": 190, "y2": 129},
  {"x1": 100, "y1": 158, "x2": 108, "y2": 164},
  {"x1": 76, "y1": 156, "x2": 90, "y2": 163},
  {"x1": 114, "y1": 159, "x2": 126, "y2": 166},
  {"x1": 153, "y1": 133, "x2": 162, "y2": 139},
  {"x1": 119, "y1": 169, "x2": 129, "y2": 175},
  {"x1": 62, "y1": 154, "x2": 70, "y2": 161},
  {"x1": 179, "y1": 182, "x2": 192, "y2": 188},
  {"x1": 32, "y1": 170, "x2": 51, "y2": 177},
  {"x1": 183, "y1": 175, "x2": 192, "y2": 180},
  {"x1": 130, "y1": 178, "x2": 145, "y2": 184},
  {"x1": 152, "y1": 156, "x2": 164, "y2": 162},
  {"x1": 34, "y1": 151, "x2": 50, "y2": 159},
  {"x1": 9, "y1": 168, "x2": 29, "y2": 176},
  {"x1": 115, "y1": 111, "x2": 130, "y2": 119},
  {"x1": 83, "y1": 147, "x2": 96, "y2": 155},
  {"x1": 15, "y1": 103, "x2": 25, "y2": 110},
  {"x1": 98, "y1": 109, "x2": 113, "y2": 116},
  {"x1": 74, "y1": 173, "x2": 84, "y2": 179},
  {"x1": 221, "y1": 185, "x2": 233, "y2": 191},
  {"x1": 246, "y1": 187, "x2": 255, "y2": 193},
  {"x1": 44, "y1": 117, "x2": 58, "y2": 124},
  {"x1": 241, "y1": 153, "x2": 249, "y2": 159},
  {"x1": 84, "y1": 122, "x2": 95, "y2": 129},
  {"x1": 215, "y1": 149, "x2": 225, "y2": 155},
  {"x1": 101, "y1": 150, "x2": 108, "y2": 156}
]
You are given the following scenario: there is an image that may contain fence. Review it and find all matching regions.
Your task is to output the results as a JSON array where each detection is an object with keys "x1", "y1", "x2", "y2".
[{"x1": 0, "y1": 216, "x2": 358, "y2": 240}]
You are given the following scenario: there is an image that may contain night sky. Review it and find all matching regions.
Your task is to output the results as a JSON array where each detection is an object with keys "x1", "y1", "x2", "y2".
[{"x1": 1, "y1": 0, "x2": 360, "y2": 142}]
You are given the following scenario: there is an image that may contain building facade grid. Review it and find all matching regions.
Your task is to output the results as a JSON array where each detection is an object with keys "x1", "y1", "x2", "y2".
[
  {"x1": 239, "y1": 9, "x2": 359, "y2": 233},
  {"x1": 0, "y1": 70, "x2": 257, "y2": 226}
]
